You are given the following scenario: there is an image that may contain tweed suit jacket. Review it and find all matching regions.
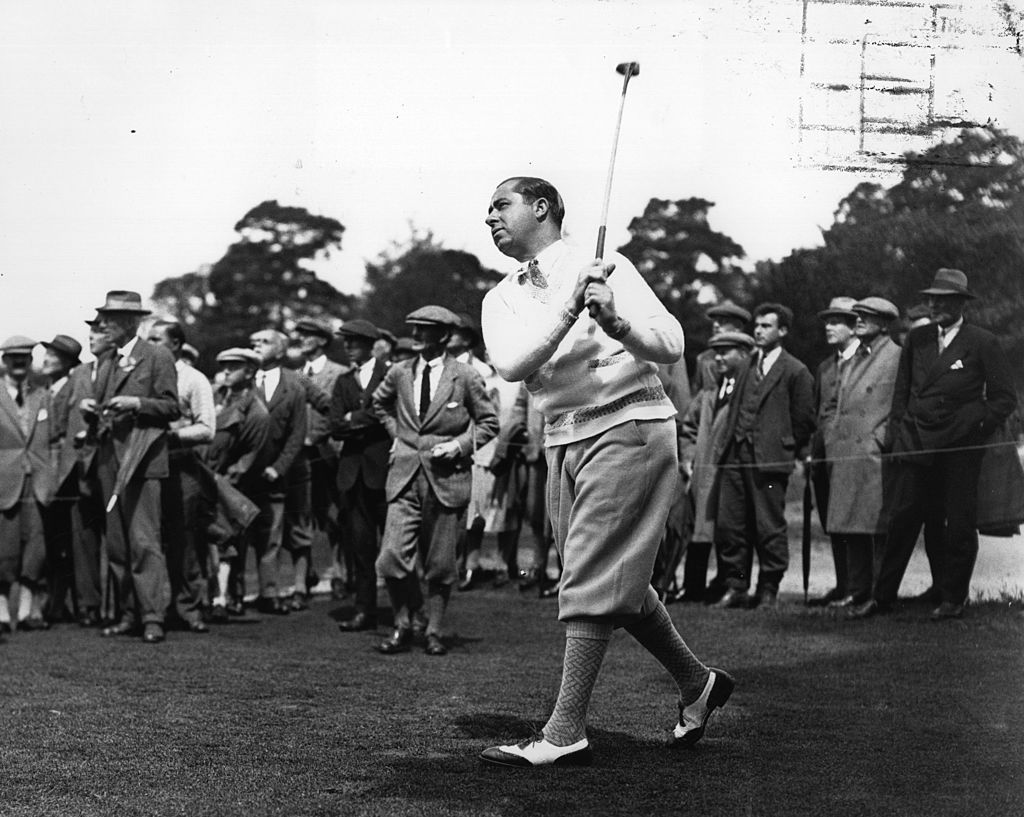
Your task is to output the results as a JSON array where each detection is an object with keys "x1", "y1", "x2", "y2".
[
  {"x1": 94, "y1": 339, "x2": 179, "y2": 480},
  {"x1": 256, "y1": 367, "x2": 308, "y2": 482},
  {"x1": 372, "y1": 355, "x2": 498, "y2": 508},
  {"x1": 303, "y1": 357, "x2": 347, "y2": 454},
  {"x1": 720, "y1": 349, "x2": 816, "y2": 474},
  {"x1": 886, "y1": 322, "x2": 1016, "y2": 455},
  {"x1": 0, "y1": 382, "x2": 56, "y2": 510},
  {"x1": 330, "y1": 358, "x2": 391, "y2": 492}
]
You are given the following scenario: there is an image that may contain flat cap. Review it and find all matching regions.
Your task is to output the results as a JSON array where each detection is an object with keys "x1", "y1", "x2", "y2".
[
  {"x1": 42, "y1": 334, "x2": 83, "y2": 364},
  {"x1": 906, "y1": 303, "x2": 931, "y2": 322},
  {"x1": 852, "y1": 297, "x2": 899, "y2": 320},
  {"x1": 405, "y1": 305, "x2": 460, "y2": 327},
  {"x1": 337, "y1": 319, "x2": 381, "y2": 341},
  {"x1": 705, "y1": 302, "x2": 751, "y2": 325},
  {"x1": 293, "y1": 317, "x2": 335, "y2": 339},
  {"x1": 377, "y1": 329, "x2": 397, "y2": 345},
  {"x1": 216, "y1": 347, "x2": 262, "y2": 366},
  {"x1": 394, "y1": 336, "x2": 417, "y2": 353},
  {"x1": 818, "y1": 296, "x2": 859, "y2": 321},
  {"x1": 707, "y1": 331, "x2": 756, "y2": 350},
  {"x1": 0, "y1": 335, "x2": 37, "y2": 354},
  {"x1": 180, "y1": 343, "x2": 200, "y2": 363},
  {"x1": 95, "y1": 290, "x2": 151, "y2": 314},
  {"x1": 920, "y1": 268, "x2": 975, "y2": 299}
]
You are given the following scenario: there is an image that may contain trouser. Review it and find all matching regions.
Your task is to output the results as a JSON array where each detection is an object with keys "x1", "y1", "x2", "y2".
[
  {"x1": 0, "y1": 478, "x2": 46, "y2": 590},
  {"x1": 71, "y1": 468, "x2": 105, "y2": 614},
  {"x1": 41, "y1": 474, "x2": 77, "y2": 619},
  {"x1": 812, "y1": 458, "x2": 848, "y2": 594},
  {"x1": 838, "y1": 533, "x2": 874, "y2": 602},
  {"x1": 874, "y1": 448, "x2": 984, "y2": 606},
  {"x1": 339, "y1": 480, "x2": 387, "y2": 617},
  {"x1": 714, "y1": 440, "x2": 789, "y2": 594},
  {"x1": 103, "y1": 475, "x2": 171, "y2": 626},
  {"x1": 163, "y1": 449, "x2": 212, "y2": 624}
]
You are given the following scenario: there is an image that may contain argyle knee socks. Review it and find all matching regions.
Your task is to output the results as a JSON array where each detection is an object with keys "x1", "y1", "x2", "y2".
[
  {"x1": 625, "y1": 601, "x2": 710, "y2": 704},
  {"x1": 542, "y1": 620, "x2": 613, "y2": 746}
]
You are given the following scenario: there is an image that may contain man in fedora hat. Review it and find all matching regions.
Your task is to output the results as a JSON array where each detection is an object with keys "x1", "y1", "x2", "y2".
[
  {"x1": 372, "y1": 305, "x2": 498, "y2": 656},
  {"x1": 85, "y1": 290, "x2": 179, "y2": 644},
  {"x1": 851, "y1": 269, "x2": 1016, "y2": 621},
  {"x1": 330, "y1": 318, "x2": 390, "y2": 631},
  {"x1": 806, "y1": 296, "x2": 860, "y2": 607},
  {"x1": 0, "y1": 336, "x2": 57, "y2": 633},
  {"x1": 39, "y1": 333, "x2": 84, "y2": 622}
]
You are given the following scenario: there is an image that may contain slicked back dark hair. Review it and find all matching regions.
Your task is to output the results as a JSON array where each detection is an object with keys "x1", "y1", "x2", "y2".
[
  {"x1": 754, "y1": 302, "x2": 794, "y2": 330},
  {"x1": 153, "y1": 319, "x2": 187, "y2": 348},
  {"x1": 498, "y1": 176, "x2": 565, "y2": 228}
]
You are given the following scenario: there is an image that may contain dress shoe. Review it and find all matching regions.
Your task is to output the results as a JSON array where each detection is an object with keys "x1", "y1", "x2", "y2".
[
  {"x1": 424, "y1": 634, "x2": 448, "y2": 656},
  {"x1": 226, "y1": 600, "x2": 246, "y2": 617},
  {"x1": 458, "y1": 569, "x2": 479, "y2": 592},
  {"x1": 806, "y1": 587, "x2": 844, "y2": 607},
  {"x1": 911, "y1": 586, "x2": 942, "y2": 605},
  {"x1": 188, "y1": 620, "x2": 210, "y2": 634},
  {"x1": 930, "y1": 601, "x2": 964, "y2": 621},
  {"x1": 480, "y1": 736, "x2": 593, "y2": 768},
  {"x1": 675, "y1": 590, "x2": 706, "y2": 604},
  {"x1": 338, "y1": 612, "x2": 376, "y2": 632},
  {"x1": 0, "y1": 622, "x2": 12, "y2": 635},
  {"x1": 517, "y1": 568, "x2": 540, "y2": 592},
  {"x1": 491, "y1": 570, "x2": 510, "y2": 589},
  {"x1": 751, "y1": 587, "x2": 779, "y2": 608},
  {"x1": 17, "y1": 617, "x2": 51, "y2": 632},
  {"x1": 142, "y1": 622, "x2": 165, "y2": 644},
  {"x1": 285, "y1": 594, "x2": 309, "y2": 612},
  {"x1": 828, "y1": 595, "x2": 858, "y2": 609},
  {"x1": 101, "y1": 620, "x2": 137, "y2": 637},
  {"x1": 254, "y1": 597, "x2": 290, "y2": 615},
  {"x1": 538, "y1": 582, "x2": 560, "y2": 599},
  {"x1": 210, "y1": 604, "x2": 229, "y2": 623},
  {"x1": 714, "y1": 589, "x2": 750, "y2": 609},
  {"x1": 375, "y1": 628, "x2": 412, "y2": 654},
  {"x1": 847, "y1": 599, "x2": 890, "y2": 620},
  {"x1": 668, "y1": 667, "x2": 735, "y2": 749},
  {"x1": 78, "y1": 608, "x2": 102, "y2": 628}
]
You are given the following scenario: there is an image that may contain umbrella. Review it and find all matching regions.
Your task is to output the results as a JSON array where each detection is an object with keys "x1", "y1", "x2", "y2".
[
  {"x1": 802, "y1": 462, "x2": 814, "y2": 604},
  {"x1": 106, "y1": 426, "x2": 163, "y2": 513}
]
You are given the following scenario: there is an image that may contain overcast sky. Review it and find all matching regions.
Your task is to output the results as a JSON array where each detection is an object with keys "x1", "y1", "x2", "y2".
[{"x1": 2, "y1": 0, "x2": 1021, "y2": 347}]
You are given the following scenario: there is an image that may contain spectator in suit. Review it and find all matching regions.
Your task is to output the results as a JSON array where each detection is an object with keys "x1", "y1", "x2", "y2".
[
  {"x1": 691, "y1": 303, "x2": 752, "y2": 395},
  {"x1": 86, "y1": 291, "x2": 180, "y2": 644},
  {"x1": 205, "y1": 348, "x2": 271, "y2": 621},
  {"x1": 806, "y1": 297, "x2": 860, "y2": 607},
  {"x1": 330, "y1": 319, "x2": 391, "y2": 632},
  {"x1": 479, "y1": 176, "x2": 731, "y2": 768},
  {"x1": 678, "y1": 332, "x2": 755, "y2": 603},
  {"x1": 0, "y1": 336, "x2": 56, "y2": 633},
  {"x1": 852, "y1": 269, "x2": 1017, "y2": 620},
  {"x1": 149, "y1": 320, "x2": 216, "y2": 633},
  {"x1": 292, "y1": 317, "x2": 347, "y2": 608},
  {"x1": 713, "y1": 302, "x2": 815, "y2": 609},
  {"x1": 372, "y1": 306, "x2": 498, "y2": 657},
  {"x1": 244, "y1": 329, "x2": 309, "y2": 615},
  {"x1": 39, "y1": 334, "x2": 83, "y2": 623},
  {"x1": 372, "y1": 329, "x2": 396, "y2": 368}
]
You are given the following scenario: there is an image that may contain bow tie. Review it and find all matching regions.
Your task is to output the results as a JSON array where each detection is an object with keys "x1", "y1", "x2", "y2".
[{"x1": 519, "y1": 259, "x2": 548, "y2": 289}]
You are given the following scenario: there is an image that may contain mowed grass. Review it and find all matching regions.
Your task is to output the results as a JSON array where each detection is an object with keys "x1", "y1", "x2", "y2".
[{"x1": 1, "y1": 588, "x2": 1022, "y2": 817}]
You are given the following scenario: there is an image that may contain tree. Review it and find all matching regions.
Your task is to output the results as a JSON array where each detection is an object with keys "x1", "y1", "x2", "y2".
[
  {"x1": 152, "y1": 201, "x2": 355, "y2": 371},
  {"x1": 752, "y1": 126, "x2": 1024, "y2": 378},
  {"x1": 616, "y1": 197, "x2": 747, "y2": 365},
  {"x1": 360, "y1": 228, "x2": 503, "y2": 336}
]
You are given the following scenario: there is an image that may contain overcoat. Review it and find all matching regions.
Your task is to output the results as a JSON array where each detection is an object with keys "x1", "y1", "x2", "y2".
[
  {"x1": 823, "y1": 335, "x2": 901, "y2": 534},
  {"x1": 372, "y1": 355, "x2": 498, "y2": 508},
  {"x1": 680, "y1": 387, "x2": 732, "y2": 542}
]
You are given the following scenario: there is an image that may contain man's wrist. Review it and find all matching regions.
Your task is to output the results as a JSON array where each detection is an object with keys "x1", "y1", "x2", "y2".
[{"x1": 605, "y1": 317, "x2": 631, "y2": 340}]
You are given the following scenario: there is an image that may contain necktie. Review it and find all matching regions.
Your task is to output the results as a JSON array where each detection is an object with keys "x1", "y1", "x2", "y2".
[
  {"x1": 755, "y1": 352, "x2": 765, "y2": 381},
  {"x1": 522, "y1": 259, "x2": 548, "y2": 289},
  {"x1": 15, "y1": 381, "x2": 23, "y2": 408},
  {"x1": 419, "y1": 361, "x2": 432, "y2": 420},
  {"x1": 304, "y1": 363, "x2": 314, "y2": 377},
  {"x1": 256, "y1": 370, "x2": 267, "y2": 399}
]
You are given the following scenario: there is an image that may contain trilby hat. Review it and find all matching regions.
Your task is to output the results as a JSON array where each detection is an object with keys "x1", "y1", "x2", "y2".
[
  {"x1": 920, "y1": 268, "x2": 975, "y2": 299},
  {"x1": 94, "y1": 290, "x2": 151, "y2": 314},
  {"x1": 41, "y1": 334, "x2": 83, "y2": 365},
  {"x1": 818, "y1": 296, "x2": 859, "y2": 321}
]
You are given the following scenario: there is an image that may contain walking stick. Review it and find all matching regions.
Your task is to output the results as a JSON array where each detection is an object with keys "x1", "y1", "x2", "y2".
[{"x1": 802, "y1": 462, "x2": 813, "y2": 604}]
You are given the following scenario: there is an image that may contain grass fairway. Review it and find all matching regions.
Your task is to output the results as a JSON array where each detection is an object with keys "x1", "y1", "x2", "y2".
[{"x1": 2, "y1": 589, "x2": 1022, "y2": 817}]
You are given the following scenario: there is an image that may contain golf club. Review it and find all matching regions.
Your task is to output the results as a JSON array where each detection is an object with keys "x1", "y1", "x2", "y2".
[{"x1": 590, "y1": 60, "x2": 640, "y2": 317}]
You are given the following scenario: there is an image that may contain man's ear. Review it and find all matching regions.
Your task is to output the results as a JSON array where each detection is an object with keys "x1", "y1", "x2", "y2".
[
  {"x1": 779, "y1": 325, "x2": 789, "y2": 339},
  {"x1": 534, "y1": 197, "x2": 549, "y2": 222}
]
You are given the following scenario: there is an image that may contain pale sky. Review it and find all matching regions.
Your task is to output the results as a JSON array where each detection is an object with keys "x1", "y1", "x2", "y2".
[{"x1": 2, "y1": 0, "x2": 1021, "y2": 349}]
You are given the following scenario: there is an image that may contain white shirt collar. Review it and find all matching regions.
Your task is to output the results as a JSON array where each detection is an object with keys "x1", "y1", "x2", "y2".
[
  {"x1": 760, "y1": 345, "x2": 783, "y2": 373},
  {"x1": 117, "y1": 336, "x2": 139, "y2": 359},
  {"x1": 838, "y1": 339, "x2": 860, "y2": 362},
  {"x1": 306, "y1": 354, "x2": 327, "y2": 375}
]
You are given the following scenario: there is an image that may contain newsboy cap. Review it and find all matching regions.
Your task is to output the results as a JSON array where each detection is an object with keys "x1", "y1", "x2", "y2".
[
  {"x1": 817, "y1": 296, "x2": 859, "y2": 321},
  {"x1": 705, "y1": 302, "x2": 751, "y2": 324},
  {"x1": 707, "y1": 331, "x2": 756, "y2": 350},
  {"x1": 41, "y1": 334, "x2": 82, "y2": 365},
  {"x1": 405, "y1": 305, "x2": 460, "y2": 327},
  {"x1": 0, "y1": 335, "x2": 37, "y2": 355},
  {"x1": 920, "y1": 268, "x2": 976, "y2": 299},
  {"x1": 337, "y1": 319, "x2": 381, "y2": 341},
  {"x1": 394, "y1": 336, "x2": 417, "y2": 354},
  {"x1": 294, "y1": 317, "x2": 335, "y2": 339},
  {"x1": 216, "y1": 347, "x2": 262, "y2": 366},
  {"x1": 95, "y1": 290, "x2": 151, "y2": 314},
  {"x1": 852, "y1": 297, "x2": 899, "y2": 321}
]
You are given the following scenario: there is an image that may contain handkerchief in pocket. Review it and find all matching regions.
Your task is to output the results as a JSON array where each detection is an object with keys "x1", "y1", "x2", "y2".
[{"x1": 950, "y1": 359, "x2": 964, "y2": 370}]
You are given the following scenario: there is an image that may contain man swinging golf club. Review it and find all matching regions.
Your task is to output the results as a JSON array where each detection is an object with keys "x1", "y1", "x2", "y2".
[{"x1": 478, "y1": 174, "x2": 734, "y2": 767}]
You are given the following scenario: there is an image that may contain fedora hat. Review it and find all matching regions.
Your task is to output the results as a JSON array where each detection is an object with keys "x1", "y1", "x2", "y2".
[
  {"x1": 920, "y1": 268, "x2": 975, "y2": 299},
  {"x1": 817, "y1": 296, "x2": 859, "y2": 321},
  {"x1": 95, "y1": 290, "x2": 151, "y2": 314},
  {"x1": 41, "y1": 334, "x2": 83, "y2": 365}
]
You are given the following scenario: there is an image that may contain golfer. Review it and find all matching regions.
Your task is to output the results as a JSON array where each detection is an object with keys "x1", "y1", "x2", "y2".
[{"x1": 478, "y1": 177, "x2": 733, "y2": 767}]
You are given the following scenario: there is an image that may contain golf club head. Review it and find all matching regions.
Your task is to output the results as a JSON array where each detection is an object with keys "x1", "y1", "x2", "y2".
[{"x1": 616, "y1": 61, "x2": 640, "y2": 78}]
